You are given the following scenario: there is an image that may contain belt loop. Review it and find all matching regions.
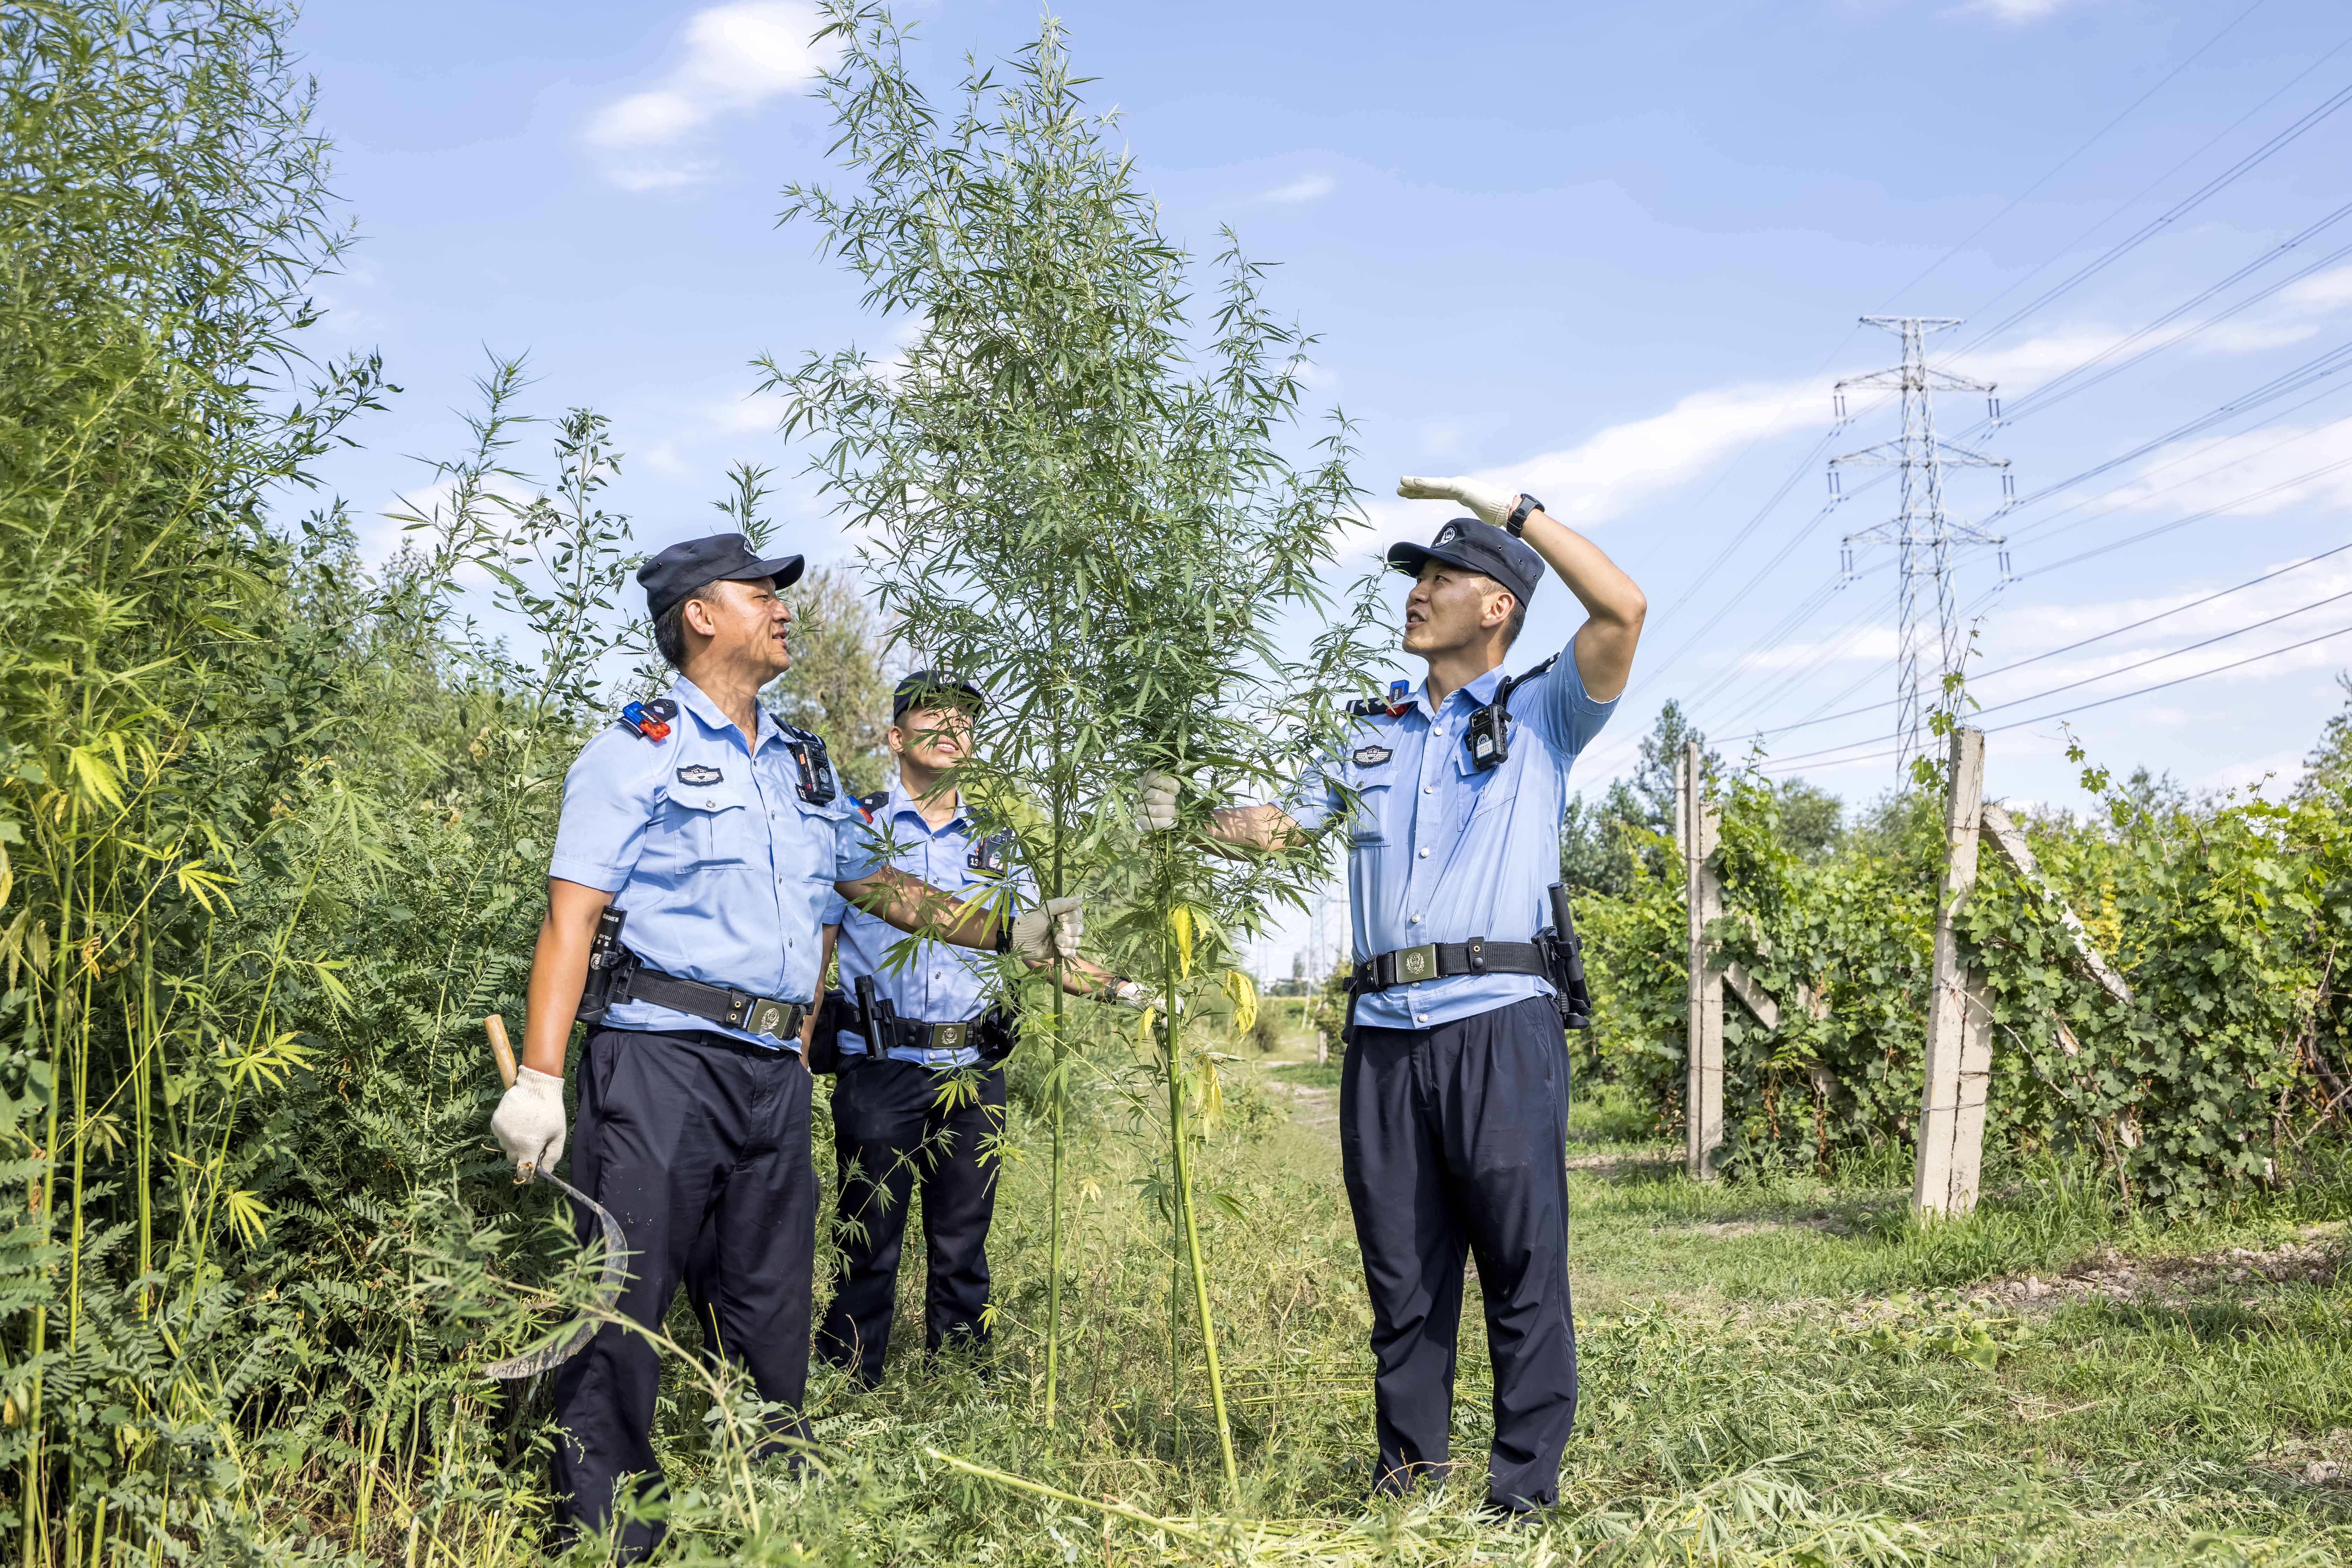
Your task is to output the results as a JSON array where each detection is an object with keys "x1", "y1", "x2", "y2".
[{"x1": 1467, "y1": 938, "x2": 1487, "y2": 975}]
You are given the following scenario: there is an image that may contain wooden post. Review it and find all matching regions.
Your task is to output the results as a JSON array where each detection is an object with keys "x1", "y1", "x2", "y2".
[
  {"x1": 1979, "y1": 803, "x2": 2133, "y2": 1007},
  {"x1": 1681, "y1": 741, "x2": 1724, "y2": 1180},
  {"x1": 1913, "y1": 726, "x2": 1990, "y2": 1219}
]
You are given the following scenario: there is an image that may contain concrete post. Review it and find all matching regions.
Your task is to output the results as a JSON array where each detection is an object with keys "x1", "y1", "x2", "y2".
[
  {"x1": 1681, "y1": 741, "x2": 1724, "y2": 1180},
  {"x1": 1913, "y1": 726, "x2": 1989, "y2": 1218}
]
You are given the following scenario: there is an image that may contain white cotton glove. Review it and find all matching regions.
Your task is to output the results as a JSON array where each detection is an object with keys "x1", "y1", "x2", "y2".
[
  {"x1": 1136, "y1": 771, "x2": 1182, "y2": 833},
  {"x1": 491, "y1": 1066, "x2": 567, "y2": 1175},
  {"x1": 1012, "y1": 895, "x2": 1085, "y2": 964},
  {"x1": 1397, "y1": 475, "x2": 1520, "y2": 529},
  {"x1": 1109, "y1": 980, "x2": 1184, "y2": 1016}
]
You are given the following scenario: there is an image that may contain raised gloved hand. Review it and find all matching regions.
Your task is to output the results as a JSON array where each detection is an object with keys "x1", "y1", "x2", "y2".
[
  {"x1": 491, "y1": 1066, "x2": 567, "y2": 1175},
  {"x1": 1011, "y1": 895, "x2": 1085, "y2": 964},
  {"x1": 1397, "y1": 475, "x2": 1520, "y2": 529},
  {"x1": 1136, "y1": 771, "x2": 1182, "y2": 833}
]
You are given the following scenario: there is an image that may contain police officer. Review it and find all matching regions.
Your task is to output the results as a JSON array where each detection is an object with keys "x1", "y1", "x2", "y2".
[
  {"x1": 488, "y1": 535, "x2": 1082, "y2": 1562},
  {"x1": 813, "y1": 671, "x2": 1147, "y2": 1387},
  {"x1": 1139, "y1": 476, "x2": 1644, "y2": 1519}
]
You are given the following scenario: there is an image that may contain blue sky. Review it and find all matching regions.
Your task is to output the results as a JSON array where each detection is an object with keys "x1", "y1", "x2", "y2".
[{"x1": 293, "y1": 0, "x2": 2352, "y2": 971}]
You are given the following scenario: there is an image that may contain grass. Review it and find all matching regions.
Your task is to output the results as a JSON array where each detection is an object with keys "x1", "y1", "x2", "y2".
[{"x1": 574, "y1": 1043, "x2": 2352, "y2": 1565}]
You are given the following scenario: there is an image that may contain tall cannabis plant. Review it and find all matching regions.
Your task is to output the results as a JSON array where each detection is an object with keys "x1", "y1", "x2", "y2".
[{"x1": 766, "y1": 2, "x2": 1385, "y2": 1484}]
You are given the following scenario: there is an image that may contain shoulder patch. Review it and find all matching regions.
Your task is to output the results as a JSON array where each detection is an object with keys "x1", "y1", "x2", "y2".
[
  {"x1": 1352, "y1": 744, "x2": 1394, "y2": 768},
  {"x1": 676, "y1": 763, "x2": 724, "y2": 786},
  {"x1": 856, "y1": 789, "x2": 888, "y2": 823}
]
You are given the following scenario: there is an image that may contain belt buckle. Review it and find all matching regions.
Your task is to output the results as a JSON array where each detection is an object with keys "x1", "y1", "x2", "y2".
[
  {"x1": 741, "y1": 996, "x2": 793, "y2": 1039},
  {"x1": 1392, "y1": 944, "x2": 1438, "y2": 986},
  {"x1": 932, "y1": 1021, "x2": 970, "y2": 1052}
]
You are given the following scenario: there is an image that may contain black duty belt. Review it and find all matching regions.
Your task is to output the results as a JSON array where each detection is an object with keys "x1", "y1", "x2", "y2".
[
  {"x1": 867, "y1": 1015, "x2": 984, "y2": 1054},
  {"x1": 623, "y1": 962, "x2": 808, "y2": 1041},
  {"x1": 1351, "y1": 938, "x2": 1549, "y2": 994}
]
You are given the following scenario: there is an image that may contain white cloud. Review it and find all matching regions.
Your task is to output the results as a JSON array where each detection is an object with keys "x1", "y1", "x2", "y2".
[
  {"x1": 584, "y1": 2, "x2": 828, "y2": 189},
  {"x1": 2053, "y1": 418, "x2": 2352, "y2": 522},
  {"x1": 1742, "y1": 625, "x2": 1904, "y2": 670},
  {"x1": 1259, "y1": 173, "x2": 1335, "y2": 205},
  {"x1": 1945, "y1": 0, "x2": 2084, "y2": 24},
  {"x1": 1396, "y1": 377, "x2": 1828, "y2": 541},
  {"x1": 1285, "y1": 354, "x2": 1339, "y2": 390}
]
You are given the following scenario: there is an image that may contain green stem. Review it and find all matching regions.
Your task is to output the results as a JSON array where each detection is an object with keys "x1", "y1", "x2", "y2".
[
  {"x1": 1044, "y1": 817, "x2": 1067, "y2": 1426},
  {"x1": 1162, "y1": 918, "x2": 1239, "y2": 1498}
]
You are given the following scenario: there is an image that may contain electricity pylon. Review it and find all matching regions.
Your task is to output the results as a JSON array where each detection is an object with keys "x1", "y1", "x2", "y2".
[{"x1": 1829, "y1": 316, "x2": 2014, "y2": 771}]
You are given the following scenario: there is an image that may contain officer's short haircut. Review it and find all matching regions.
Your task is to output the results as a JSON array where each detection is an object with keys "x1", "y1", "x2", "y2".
[
  {"x1": 1501, "y1": 592, "x2": 1528, "y2": 649},
  {"x1": 654, "y1": 578, "x2": 725, "y2": 669},
  {"x1": 1474, "y1": 574, "x2": 1528, "y2": 650}
]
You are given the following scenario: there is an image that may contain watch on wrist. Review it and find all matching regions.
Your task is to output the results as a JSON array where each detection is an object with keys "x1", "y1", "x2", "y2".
[{"x1": 1506, "y1": 492, "x2": 1544, "y2": 537}]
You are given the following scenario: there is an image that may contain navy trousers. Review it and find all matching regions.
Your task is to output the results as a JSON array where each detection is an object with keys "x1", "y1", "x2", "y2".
[
  {"x1": 813, "y1": 1058, "x2": 1005, "y2": 1386},
  {"x1": 548, "y1": 1027, "x2": 815, "y2": 1563},
  {"x1": 1339, "y1": 996, "x2": 1577, "y2": 1513}
]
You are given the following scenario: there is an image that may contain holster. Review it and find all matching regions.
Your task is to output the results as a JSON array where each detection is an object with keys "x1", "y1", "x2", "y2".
[
  {"x1": 805, "y1": 990, "x2": 852, "y2": 1075},
  {"x1": 973, "y1": 1005, "x2": 1018, "y2": 1069},
  {"x1": 1542, "y1": 883, "x2": 1594, "y2": 1031}
]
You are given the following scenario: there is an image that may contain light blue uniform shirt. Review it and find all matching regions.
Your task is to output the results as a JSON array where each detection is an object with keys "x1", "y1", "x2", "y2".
[
  {"x1": 548, "y1": 677, "x2": 882, "y2": 1051},
  {"x1": 1287, "y1": 643, "x2": 1616, "y2": 1031},
  {"x1": 822, "y1": 783, "x2": 1034, "y2": 1069}
]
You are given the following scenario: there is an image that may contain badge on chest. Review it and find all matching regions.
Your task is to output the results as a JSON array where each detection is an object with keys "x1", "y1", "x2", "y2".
[
  {"x1": 1352, "y1": 744, "x2": 1393, "y2": 768},
  {"x1": 676, "y1": 764, "x2": 724, "y2": 786}
]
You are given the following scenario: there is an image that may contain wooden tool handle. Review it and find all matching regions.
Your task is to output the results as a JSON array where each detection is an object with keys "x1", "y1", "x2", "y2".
[{"x1": 486, "y1": 1014, "x2": 519, "y2": 1090}]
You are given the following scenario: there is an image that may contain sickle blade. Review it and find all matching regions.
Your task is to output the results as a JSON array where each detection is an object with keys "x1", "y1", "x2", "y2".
[{"x1": 485, "y1": 1168, "x2": 629, "y2": 1381}]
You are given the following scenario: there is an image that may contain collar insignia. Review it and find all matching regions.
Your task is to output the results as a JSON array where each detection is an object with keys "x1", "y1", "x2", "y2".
[
  {"x1": 676, "y1": 764, "x2": 724, "y2": 786},
  {"x1": 1352, "y1": 744, "x2": 1394, "y2": 768}
]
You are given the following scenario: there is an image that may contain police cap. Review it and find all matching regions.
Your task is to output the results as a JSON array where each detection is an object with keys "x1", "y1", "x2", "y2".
[
  {"x1": 1386, "y1": 519, "x2": 1542, "y2": 608},
  {"x1": 892, "y1": 669, "x2": 986, "y2": 719},
  {"x1": 638, "y1": 532, "x2": 806, "y2": 621}
]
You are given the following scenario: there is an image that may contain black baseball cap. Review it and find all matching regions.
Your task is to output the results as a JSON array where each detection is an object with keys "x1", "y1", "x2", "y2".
[
  {"x1": 638, "y1": 532, "x2": 805, "y2": 621},
  {"x1": 892, "y1": 669, "x2": 986, "y2": 719},
  {"x1": 1386, "y1": 518, "x2": 1543, "y2": 606}
]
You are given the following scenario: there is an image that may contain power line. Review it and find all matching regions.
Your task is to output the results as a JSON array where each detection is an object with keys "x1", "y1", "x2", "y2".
[
  {"x1": 2000, "y1": 214, "x2": 2352, "y2": 423},
  {"x1": 1759, "y1": 616, "x2": 2352, "y2": 773},
  {"x1": 1720, "y1": 425, "x2": 2352, "y2": 745},
  {"x1": 2018, "y1": 449, "x2": 2352, "y2": 573},
  {"x1": 1591, "y1": 40, "x2": 2352, "y2": 777},
  {"x1": 1660, "y1": 389, "x2": 2352, "y2": 758},
  {"x1": 1871, "y1": 0, "x2": 2273, "y2": 309},
  {"x1": 1954, "y1": 39, "x2": 2352, "y2": 358},
  {"x1": 2000, "y1": 334, "x2": 2352, "y2": 520},
  {"x1": 1744, "y1": 538, "x2": 2352, "y2": 740}
]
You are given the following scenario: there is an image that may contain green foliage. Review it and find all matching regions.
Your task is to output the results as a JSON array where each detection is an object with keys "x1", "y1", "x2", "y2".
[
  {"x1": 1563, "y1": 703, "x2": 1840, "y2": 896},
  {"x1": 766, "y1": 1, "x2": 1389, "y2": 1469},
  {"x1": 1578, "y1": 726, "x2": 2352, "y2": 1212}
]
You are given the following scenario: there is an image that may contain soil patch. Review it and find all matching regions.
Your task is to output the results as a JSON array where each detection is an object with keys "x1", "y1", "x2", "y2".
[{"x1": 1976, "y1": 1226, "x2": 2343, "y2": 1311}]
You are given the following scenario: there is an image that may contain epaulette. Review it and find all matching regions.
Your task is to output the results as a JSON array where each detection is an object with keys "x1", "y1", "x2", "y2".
[
  {"x1": 618, "y1": 698, "x2": 678, "y2": 741},
  {"x1": 1347, "y1": 679, "x2": 1416, "y2": 719},
  {"x1": 856, "y1": 788, "x2": 889, "y2": 823}
]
